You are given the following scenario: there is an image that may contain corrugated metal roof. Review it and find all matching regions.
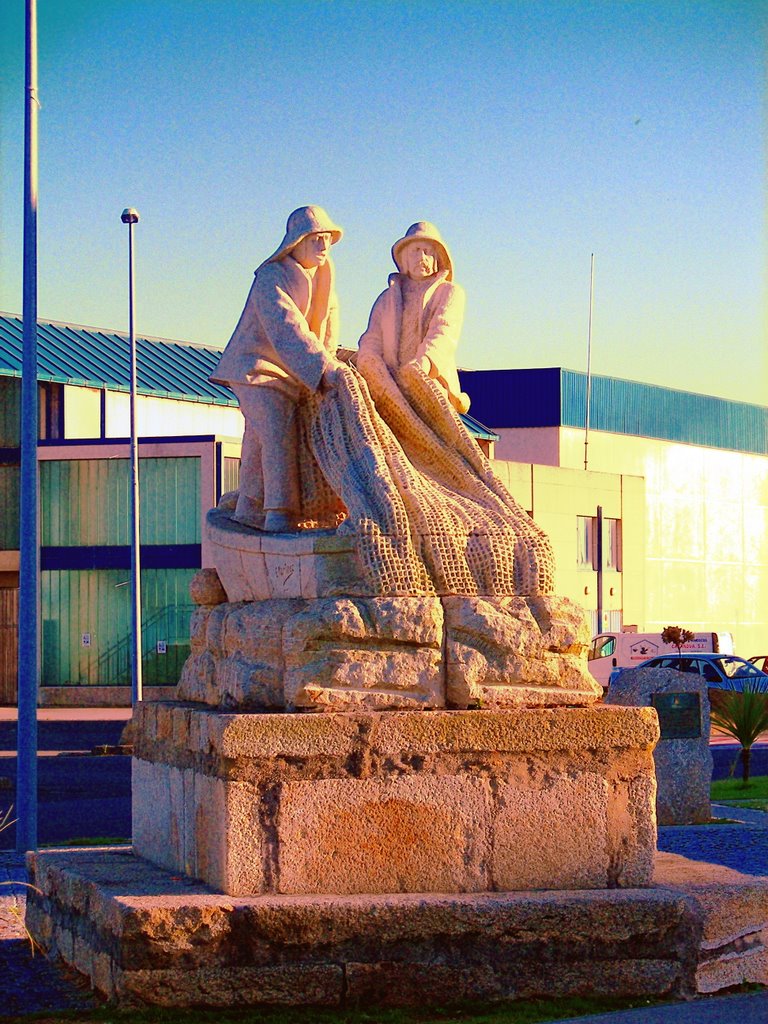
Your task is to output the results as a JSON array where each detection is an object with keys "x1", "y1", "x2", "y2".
[
  {"x1": 560, "y1": 370, "x2": 768, "y2": 455},
  {"x1": 0, "y1": 314, "x2": 238, "y2": 407},
  {"x1": 0, "y1": 314, "x2": 497, "y2": 441},
  {"x1": 460, "y1": 367, "x2": 768, "y2": 456}
]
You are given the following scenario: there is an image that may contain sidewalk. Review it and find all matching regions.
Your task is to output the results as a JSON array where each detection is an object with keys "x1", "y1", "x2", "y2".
[{"x1": 0, "y1": 706, "x2": 132, "y2": 722}]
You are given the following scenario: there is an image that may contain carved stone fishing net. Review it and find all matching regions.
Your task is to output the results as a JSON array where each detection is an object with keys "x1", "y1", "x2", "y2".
[{"x1": 306, "y1": 362, "x2": 555, "y2": 597}]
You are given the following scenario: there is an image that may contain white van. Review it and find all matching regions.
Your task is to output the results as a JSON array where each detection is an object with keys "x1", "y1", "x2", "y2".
[{"x1": 588, "y1": 630, "x2": 735, "y2": 689}]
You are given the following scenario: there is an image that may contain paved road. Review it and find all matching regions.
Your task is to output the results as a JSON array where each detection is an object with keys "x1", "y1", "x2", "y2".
[
  {"x1": 0, "y1": 754, "x2": 131, "y2": 848},
  {"x1": 0, "y1": 712, "x2": 131, "y2": 849},
  {"x1": 0, "y1": 712, "x2": 128, "y2": 753},
  {"x1": 550, "y1": 991, "x2": 768, "y2": 1024}
]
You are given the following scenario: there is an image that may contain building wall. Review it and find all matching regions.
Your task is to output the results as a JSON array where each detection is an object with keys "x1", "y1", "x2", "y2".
[
  {"x1": 41, "y1": 567, "x2": 195, "y2": 687},
  {"x1": 63, "y1": 386, "x2": 101, "y2": 438},
  {"x1": 104, "y1": 390, "x2": 242, "y2": 439},
  {"x1": 0, "y1": 437, "x2": 240, "y2": 700},
  {"x1": 40, "y1": 456, "x2": 201, "y2": 546},
  {"x1": 491, "y1": 459, "x2": 645, "y2": 634},
  {"x1": 493, "y1": 427, "x2": 560, "y2": 466},
  {"x1": 557, "y1": 427, "x2": 768, "y2": 657}
]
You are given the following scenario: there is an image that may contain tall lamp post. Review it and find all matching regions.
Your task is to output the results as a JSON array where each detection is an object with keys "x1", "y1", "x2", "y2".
[
  {"x1": 121, "y1": 208, "x2": 143, "y2": 704},
  {"x1": 17, "y1": 0, "x2": 40, "y2": 855}
]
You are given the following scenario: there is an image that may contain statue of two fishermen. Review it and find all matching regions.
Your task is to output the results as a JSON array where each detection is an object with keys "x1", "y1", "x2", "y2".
[{"x1": 211, "y1": 206, "x2": 468, "y2": 534}]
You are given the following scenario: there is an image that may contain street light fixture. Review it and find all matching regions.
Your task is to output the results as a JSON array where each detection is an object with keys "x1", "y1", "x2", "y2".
[{"x1": 121, "y1": 207, "x2": 142, "y2": 704}]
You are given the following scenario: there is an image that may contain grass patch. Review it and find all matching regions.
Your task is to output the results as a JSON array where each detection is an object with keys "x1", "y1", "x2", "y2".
[
  {"x1": 711, "y1": 775, "x2": 768, "y2": 806},
  {"x1": 3, "y1": 995, "x2": 672, "y2": 1024},
  {"x1": 711, "y1": 775, "x2": 768, "y2": 813},
  {"x1": 40, "y1": 837, "x2": 131, "y2": 848}
]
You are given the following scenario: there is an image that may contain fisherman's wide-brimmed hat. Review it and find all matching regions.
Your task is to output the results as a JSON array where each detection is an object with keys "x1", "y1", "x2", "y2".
[
  {"x1": 262, "y1": 205, "x2": 343, "y2": 267},
  {"x1": 392, "y1": 221, "x2": 452, "y2": 280}
]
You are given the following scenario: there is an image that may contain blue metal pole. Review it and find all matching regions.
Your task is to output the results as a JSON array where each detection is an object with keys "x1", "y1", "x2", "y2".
[
  {"x1": 16, "y1": 0, "x2": 39, "y2": 855},
  {"x1": 121, "y1": 209, "x2": 143, "y2": 705}
]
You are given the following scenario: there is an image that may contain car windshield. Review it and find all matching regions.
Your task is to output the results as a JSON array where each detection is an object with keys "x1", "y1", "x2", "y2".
[{"x1": 718, "y1": 656, "x2": 764, "y2": 679}]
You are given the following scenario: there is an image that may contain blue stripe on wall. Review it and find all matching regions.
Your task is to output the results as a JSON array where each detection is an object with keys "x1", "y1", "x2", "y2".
[
  {"x1": 458, "y1": 368, "x2": 562, "y2": 428},
  {"x1": 41, "y1": 544, "x2": 201, "y2": 570},
  {"x1": 561, "y1": 371, "x2": 768, "y2": 455}
]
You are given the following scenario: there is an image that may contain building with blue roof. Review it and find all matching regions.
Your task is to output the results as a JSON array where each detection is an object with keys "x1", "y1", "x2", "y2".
[
  {"x1": 460, "y1": 367, "x2": 768, "y2": 666},
  {"x1": 0, "y1": 314, "x2": 765, "y2": 704}
]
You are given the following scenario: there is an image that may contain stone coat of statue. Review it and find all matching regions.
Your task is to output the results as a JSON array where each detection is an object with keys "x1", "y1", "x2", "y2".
[
  {"x1": 357, "y1": 222, "x2": 470, "y2": 415},
  {"x1": 210, "y1": 206, "x2": 345, "y2": 532}
]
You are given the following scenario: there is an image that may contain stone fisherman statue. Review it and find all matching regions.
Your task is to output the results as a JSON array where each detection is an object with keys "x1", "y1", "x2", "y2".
[
  {"x1": 192, "y1": 209, "x2": 603, "y2": 713},
  {"x1": 357, "y1": 221, "x2": 470, "y2": 416},
  {"x1": 210, "y1": 206, "x2": 346, "y2": 533},
  {"x1": 211, "y1": 208, "x2": 555, "y2": 598}
]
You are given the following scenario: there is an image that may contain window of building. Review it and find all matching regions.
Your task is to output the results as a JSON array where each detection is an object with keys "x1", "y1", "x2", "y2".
[
  {"x1": 39, "y1": 382, "x2": 64, "y2": 440},
  {"x1": 577, "y1": 516, "x2": 593, "y2": 569},
  {"x1": 577, "y1": 515, "x2": 622, "y2": 571},
  {"x1": 603, "y1": 517, "x2": 622, "y2": 571}
]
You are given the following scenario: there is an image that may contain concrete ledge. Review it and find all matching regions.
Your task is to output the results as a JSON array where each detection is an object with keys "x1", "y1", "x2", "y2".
[
  {"x1": 26, "y1": 847, "x2": 700, "y2": 1008},
  {"x1": 39, "y1": 686, "x2": 178, "y2": 708}
]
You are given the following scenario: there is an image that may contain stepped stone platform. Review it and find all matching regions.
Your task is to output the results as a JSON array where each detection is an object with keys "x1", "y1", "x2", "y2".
[
  {"x1": 25, "y1": 846, "x2": 701, "y2": 1007},
  {"x1": 25, "y1": 847, "x2": 768, "y2": 1007},
  {"x1": 654, "y1": 852, "x2": 768, "y2": 993}
]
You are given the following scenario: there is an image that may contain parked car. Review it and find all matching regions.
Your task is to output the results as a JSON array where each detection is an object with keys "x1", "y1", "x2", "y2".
[
  {"x1": 750, "y1": 655, "x2": 768, "y2": 674},
  {"x1": 609, "y1": 653, "x2": 768, "y2": 692}
]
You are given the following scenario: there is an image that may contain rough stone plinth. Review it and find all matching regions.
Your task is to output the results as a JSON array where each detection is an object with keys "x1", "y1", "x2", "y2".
[
  {"x1": 132, "y1": 703, "x2": 658, "y2": 897},
  {"x1": 26, "y1": 847, "x2": 701, "y2": 1008},
  {"x1": 443, "y1": 593, "x2": 596, "y2": 708},
  {"x1": 606, "y1": 667, "x2": 713, "y2": 824},
  {"x1": 177, "y1": 586, "x2": 601, "y2": 711}
]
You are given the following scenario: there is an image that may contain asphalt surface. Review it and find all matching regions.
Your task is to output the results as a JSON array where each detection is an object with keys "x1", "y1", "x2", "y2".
[
  {"x1": 550, "y1": 991, "x2": 768, "y2": 1024},
  {"x1": 0, "y1": 714, "x2": 131, "y2": 849}
]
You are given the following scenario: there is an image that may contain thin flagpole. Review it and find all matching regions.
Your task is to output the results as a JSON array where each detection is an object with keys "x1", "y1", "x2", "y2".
[
  {"x1": 17, "y1": 0, "x2": 40, "y2": 854},
  {"x1": 583, "y1": 253, "x2": 595, "y2": 472}
]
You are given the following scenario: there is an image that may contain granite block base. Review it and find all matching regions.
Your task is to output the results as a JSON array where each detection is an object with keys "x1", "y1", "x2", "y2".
[
  {"x1": 131, "y1": 703, "x2": 659, "y2": 897},
  {"x1": 26, "y1": 847, "x2": 701, "y2": 1008}
]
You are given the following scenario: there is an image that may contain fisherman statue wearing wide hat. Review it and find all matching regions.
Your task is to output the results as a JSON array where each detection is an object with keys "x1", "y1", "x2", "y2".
[
  {"x1": 357, "y1": 221, "x2": 470, "y2": 416},
  {"x1": 210, "y1": 205, "x2": 346, "y2": 533},
  {"x1": 211, "y1": 209, "x2": 554, "y2": 598}
]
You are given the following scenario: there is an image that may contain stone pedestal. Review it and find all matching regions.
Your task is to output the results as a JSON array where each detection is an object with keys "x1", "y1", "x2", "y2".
[{"x1": 132, "y1": 703, "x2": 658, "y2": 897}]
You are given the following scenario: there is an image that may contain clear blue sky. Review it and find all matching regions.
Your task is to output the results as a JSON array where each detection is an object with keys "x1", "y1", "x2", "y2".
[{"x1": 1, "y1": 0, "x2": 765, "y2": 404}]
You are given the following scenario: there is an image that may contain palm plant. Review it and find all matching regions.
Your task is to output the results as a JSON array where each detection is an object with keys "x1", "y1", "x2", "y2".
[{"x1": 710, "y1": 683, "x2": 768, "y2": 784}]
